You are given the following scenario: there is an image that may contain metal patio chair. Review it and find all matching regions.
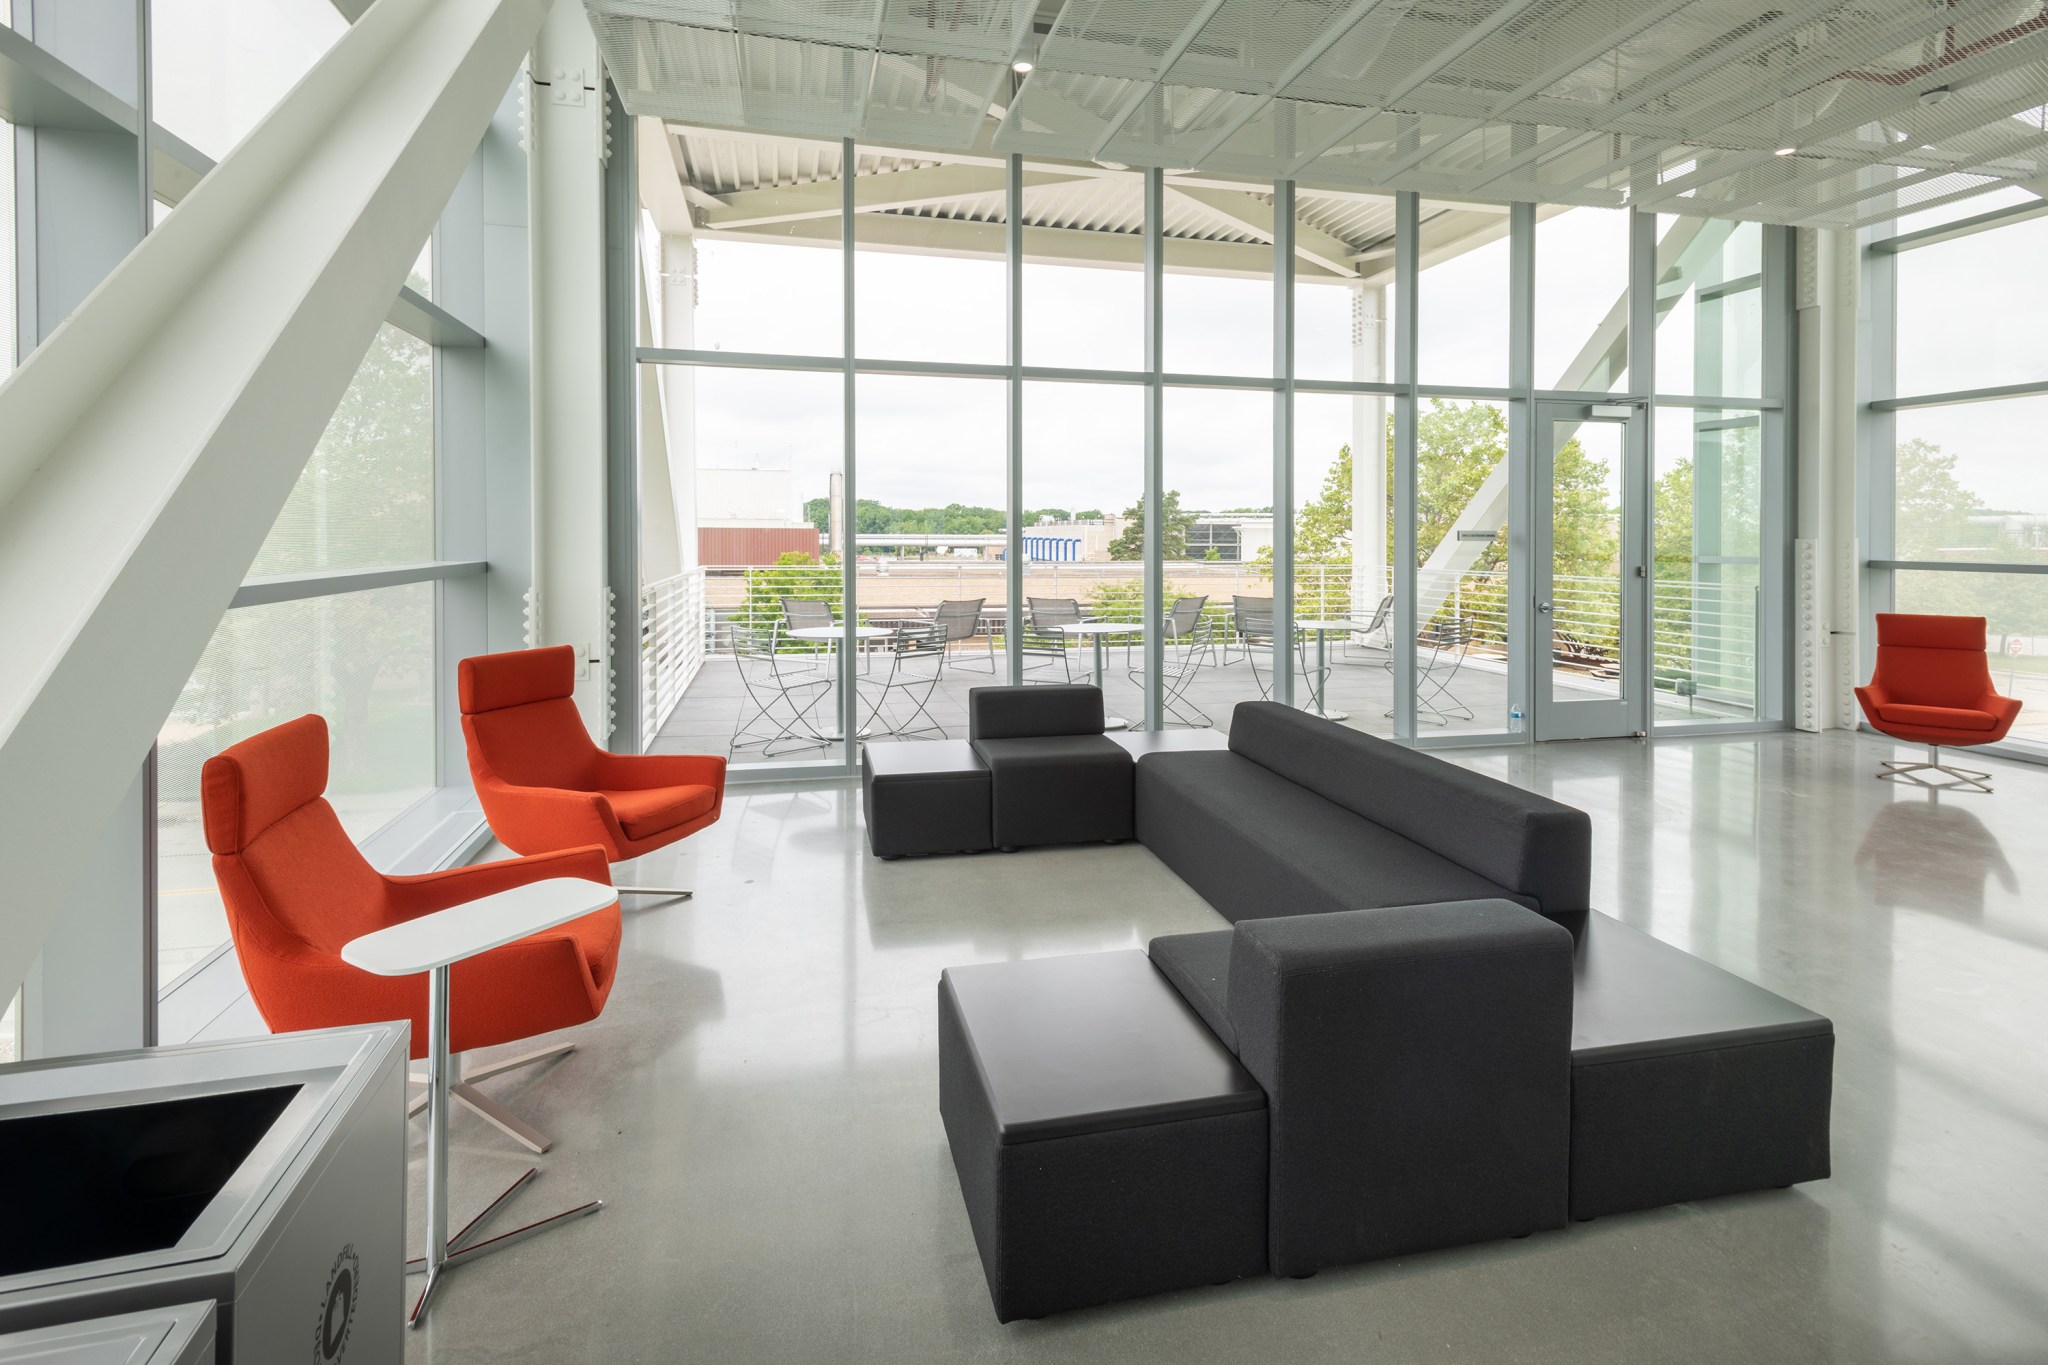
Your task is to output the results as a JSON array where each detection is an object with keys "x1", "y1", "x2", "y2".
[
  {"x1": 781, "y1": 597, "x2": 835, "y2": 632},
  {"x1": 730, "y1": 624, "x2": 833, "y2": 757},
  {"x1": 934, "y1": 597, "x2": 994, "y2": 673},
  {"x1": 1129, "y1": 617, "x2": 1218, "y2": 728},
  {"x1": 858, "y1": 622, "x2": 949, "y2": 740},
  {"x1": 1401, "y1": 617, "x2": 1478, "y2": 726}
]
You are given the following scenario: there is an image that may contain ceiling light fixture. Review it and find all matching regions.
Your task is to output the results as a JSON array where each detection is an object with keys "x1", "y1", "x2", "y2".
[
  {"x1": 1774, "y1": 146, "x2": 1797, "y2": 156},
  {"x1": 1012, "y1": 58, "x2": 1034, "y2": 73}
]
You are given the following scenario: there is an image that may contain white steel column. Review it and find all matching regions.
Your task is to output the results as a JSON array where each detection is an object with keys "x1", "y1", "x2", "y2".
[
  {"x1": 1350, "y1": 283, "x2": 1388, "y2": 616},
  {"x1": 527, "y1": 0, "x2": 611, "y2": 736},
  {"x1": 1391, "y1": 191, "x2": 1420, "y2": 741},
  {"x1": 0, "y1": 0, "x2": 550, "y2": 1011}
]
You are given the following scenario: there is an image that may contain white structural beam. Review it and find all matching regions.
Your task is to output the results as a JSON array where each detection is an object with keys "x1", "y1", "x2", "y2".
[
  {"x1": 1164, "y1": 184, "x2": 1357, "y2": 278},
  {"x1": 0, "y1": 0, "x2": 547, "y2": 1006},
  {"x1": 703, "y1": 211, "x2": 1343, "y2": 279},
  {"x1": 528, "y1": 0, "x2": 613, "y2": 737},
  {"x1": 704, "y1": 163, "x2": 1087, "y2": 229}
]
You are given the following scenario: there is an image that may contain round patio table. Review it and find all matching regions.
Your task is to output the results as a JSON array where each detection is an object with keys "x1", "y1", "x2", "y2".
[
  {"x1": 1054, "y1": 621, "x2": 1137, "y2": 730},
  {"x1": 1295, "y1": 618, "x2": 1352, "y2": 721}
]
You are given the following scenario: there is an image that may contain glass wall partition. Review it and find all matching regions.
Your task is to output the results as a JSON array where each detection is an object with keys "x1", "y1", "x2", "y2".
[
  {"x1": 154, "y1": 324, "x2": 440, "y2": 992},
  {"x1": 1021, "y1": 382, "x2": 1144, "y2": 721},
  {"x1": 1534, "y1": 206, "x2": 1630, "y2": 392},
  {"x1": 1653, "y1": 407, "x2": 1761, "y2": 725},
  {"x1": 1868, "y1": 204, "x2": 2048, "y2": 757},
  {"x1": 1165, "y1": 387, "x2": 1274, "y2": 732},
  {"x1": 634, "y1": 140, "x2": 1791, "y2": 769}
]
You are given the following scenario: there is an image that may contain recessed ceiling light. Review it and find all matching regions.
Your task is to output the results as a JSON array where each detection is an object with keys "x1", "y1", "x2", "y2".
[
  {"x1": 1011, "y1": 59, "x2": 1034, "y2": 73},
  {"x1": 1774, "y1": 146, "x2": 1797, "y2": 156}
]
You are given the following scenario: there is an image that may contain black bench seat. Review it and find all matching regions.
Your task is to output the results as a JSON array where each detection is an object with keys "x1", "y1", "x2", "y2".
[{"x1": 938, "y1": 951, "x2": 1268, "y2": 1321}]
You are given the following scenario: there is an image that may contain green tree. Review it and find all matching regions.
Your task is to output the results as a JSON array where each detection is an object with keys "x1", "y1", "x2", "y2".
[
  {"x1": 1108, "y1": 488, "x2": 1199, "y2": 561},
  {"x1": 1894, "y1": 436, "x2": 1983, "y2": 559}
]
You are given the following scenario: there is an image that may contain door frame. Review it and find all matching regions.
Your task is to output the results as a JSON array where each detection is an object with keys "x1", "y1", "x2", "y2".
[{"x1": 1531, "y1": 399, "x2": 1650, "y2": 741}]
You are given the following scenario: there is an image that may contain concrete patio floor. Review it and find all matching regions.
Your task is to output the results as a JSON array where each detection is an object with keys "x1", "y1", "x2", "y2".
[{"x1": 652, "y1": 639, "x2": 1760, "y2": 761}]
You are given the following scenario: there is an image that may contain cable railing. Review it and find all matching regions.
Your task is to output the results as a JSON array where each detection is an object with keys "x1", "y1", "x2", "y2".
[
  {"x1": 639, "y1": 568, "x2": 706, "y2": 749},
  {"x1": 654, "y1": 560, "x2": 1757, "y2": 725}
]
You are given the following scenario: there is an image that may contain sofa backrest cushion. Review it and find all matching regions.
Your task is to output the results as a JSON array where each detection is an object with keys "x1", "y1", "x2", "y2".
[
  {"x1": 1226, "y1": 701, "x2": 1590, "y2": 912},
  {"x1": 1226, "y1": 900, "x2": 1574, "y2": 1274},
  {"x1": 969, "y1": 684, "x2": 1105, "y2": 740}
]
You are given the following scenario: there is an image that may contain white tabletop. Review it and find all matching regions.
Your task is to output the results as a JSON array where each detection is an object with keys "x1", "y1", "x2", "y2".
[
  {"x1": 1297, "y1": 619, "x2": 1354, "y2": 631},
  {"x1": 1054, "y1": 621, "x2": 1140, "y2": 636},
  {"x1": 341, "y1": 878, "x2": 618, "y2": 976},
  {"x1": 787, "y1": 625, "x2": 891, "y2": 642}
]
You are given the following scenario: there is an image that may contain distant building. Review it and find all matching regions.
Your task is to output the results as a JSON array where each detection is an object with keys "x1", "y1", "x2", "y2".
[
  {"x1": 696, "y1": 464, "x2": 820, "y2": 564},
  {"x1": 1187, "y1": 513, "x2": 1274, "y2": 563},
  {"x1": 1021, "y1": 517, "x2": 1125, "y2": 562}
]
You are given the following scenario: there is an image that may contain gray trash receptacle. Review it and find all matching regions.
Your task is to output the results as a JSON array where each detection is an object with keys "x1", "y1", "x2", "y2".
[
  {"x1": 0, "y1": 1023, "x2": 407, "y2": 1364},
  {"x1": 0, "y1": 1300, "x2": 215, "y2": 1364}
]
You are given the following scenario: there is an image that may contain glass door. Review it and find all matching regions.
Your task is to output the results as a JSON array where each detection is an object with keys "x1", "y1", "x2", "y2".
[{"x1": 1532, "y1": 402, "x2": 1648, "y2": 740}]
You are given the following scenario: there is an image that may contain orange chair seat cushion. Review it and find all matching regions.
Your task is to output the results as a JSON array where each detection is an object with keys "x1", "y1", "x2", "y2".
[
  {"x1": 1876, "y1": 702, "x2": 2000, "y2": 733},
  {"x1": 603, "y1": 784, "x2": 718, "y2": 839}
]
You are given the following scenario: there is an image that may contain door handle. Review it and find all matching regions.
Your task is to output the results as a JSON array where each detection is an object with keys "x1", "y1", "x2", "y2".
[{"x1": 1535, "y1": 601, "x2": 1552, "y2": 614}]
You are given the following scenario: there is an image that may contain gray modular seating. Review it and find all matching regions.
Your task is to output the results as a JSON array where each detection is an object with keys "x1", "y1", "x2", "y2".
[
  {"x1": 1562, "y1": 911, "x2": 1834, "y2": 1219},
  {"x1": 938, "y1": 951, "x2": 1268, "y2": 1322},
  {"x1": 860, "y1": 692, "x2": 1226, "y2": 858},
  {"x1": 1137, "y1": 701, "x2": 1592, "y2": 921},
  {"x1": 968, "y1": 685, "x2": 1134, "y2": 851},
  {"x1": 861, "y1": 740, "x2": 992, "y2": 859},
  {"x1": 901, "y1": 692, "x2": 1832, "y2": 1319}
]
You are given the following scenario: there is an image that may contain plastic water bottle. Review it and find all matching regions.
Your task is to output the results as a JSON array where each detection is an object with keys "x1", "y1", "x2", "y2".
[{"x1": 1508, "y1": 704, "x2": 1524, "y2": 733}]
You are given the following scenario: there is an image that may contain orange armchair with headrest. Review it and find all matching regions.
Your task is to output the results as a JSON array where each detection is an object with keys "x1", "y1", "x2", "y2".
[
  {"x1": 459, "y1": 645, "x2": 726, "y2": 898},
  {"x1": 1855, "y1": 613, "x2": 2022, "y2": 792},
  {"x1": 204, "y1": 714, "x2": 621, "y2": 1151}
]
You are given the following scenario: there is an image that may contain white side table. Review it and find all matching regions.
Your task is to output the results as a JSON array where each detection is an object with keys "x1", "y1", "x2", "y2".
[
  {"x1": 1295, "y1": 619, "x2": 1352, "y2": 721},
  {"x1": 342, "y1": 877, "x2": 619, "y2": 1328},
  {"x1": 1054, "y1": 621, "x2": 1137, "y2": 730}
]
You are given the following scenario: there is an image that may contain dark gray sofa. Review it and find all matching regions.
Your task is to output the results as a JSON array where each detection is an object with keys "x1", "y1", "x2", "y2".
[
  {"x1": 1136, "y1": 701, "x2": 1591, "y2": 922},
  {"x1": 969, "y1": 685, "x2": 1134, "y2": 851}
]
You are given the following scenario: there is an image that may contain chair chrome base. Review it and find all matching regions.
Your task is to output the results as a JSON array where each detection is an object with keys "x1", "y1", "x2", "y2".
[
  {"x1": 615, "y1": 886, "x2": 693, "y2": 900},
  {"x1": 408, "y1": 1042, "x2": 575, "y2": 1153},
  {"x1": 405, "y1": 1165, "x2": 603, "y2": 1325},
  {"x1": 1878, "y1": 746, "x2": 1993, "y2": 793}
]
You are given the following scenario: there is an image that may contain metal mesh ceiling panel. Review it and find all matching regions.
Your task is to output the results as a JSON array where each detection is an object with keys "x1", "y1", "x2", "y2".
[
  {"x1": 605, "y1": 0, "x2": 2048, "y2": 225},
  {"x1": 587, "y1": 0, "x2": 1029, "y2": 149}
]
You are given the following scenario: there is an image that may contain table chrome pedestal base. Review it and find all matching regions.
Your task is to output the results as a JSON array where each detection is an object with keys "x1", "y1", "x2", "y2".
[{"x1": 407, "y1": 1167, "x2": 603, "y2": 1325}]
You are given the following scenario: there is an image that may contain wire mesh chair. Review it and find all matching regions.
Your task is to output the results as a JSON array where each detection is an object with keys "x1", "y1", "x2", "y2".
[
  {"x1": 933, "y1": 598, "x2": 993, "y2": 673},
  {"x1": 858, "y1": 622, "x2": 949, "y2": 740},
  {"x1": 1340, "y1": 593, "x2": 1394, "y2": 663},
  {"x1": 1128, "y1": 595, "x2": 1210, "y2": 667},
  {"x1": 1023, "y1": 597, "x2": 1085, "y2": 682},
  {"x1": 1130, "y1": 617, "x2": 1217, "y2": 728},
  {"x1": 1230, "y1": 595, "x2": 1274, "y2": 672},
  {"x1": 1407, "y1": 617, "x2": 1478, "y2": 726},
  {"x1": 781, "y1": 597, "x2": 834, "y2": 632},
  {"x1": 730, "y1": 624, "x2": 833, "y2": 757}
]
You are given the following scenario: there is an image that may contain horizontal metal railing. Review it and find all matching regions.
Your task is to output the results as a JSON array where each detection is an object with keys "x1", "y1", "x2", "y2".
[{"x1": 639, "y1": 568, "x2": 706, "y2": 749}]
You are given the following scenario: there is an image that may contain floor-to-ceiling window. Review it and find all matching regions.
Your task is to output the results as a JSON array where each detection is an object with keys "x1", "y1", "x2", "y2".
[
  {"x1": 634, "y1": 132, "x2": 1792, "y2": 770},
  {"x1": 1867, "y1": 203, "x2": 2048, "y2": 753},
  {"x1": 154, "y1": 325, "x2": 441, "y2": 990}
]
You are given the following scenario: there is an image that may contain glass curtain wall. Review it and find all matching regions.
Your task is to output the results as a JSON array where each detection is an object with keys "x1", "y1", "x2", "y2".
[
  {"x1": 1871, "y1": 206, "x2": 2048, "y2": 752},
  {"x1": 155, "y1": 326, "x2": 441, "y2": 990},
  {"x1": 634, "y1": 142, "x2": 1789, "y2": 769}
]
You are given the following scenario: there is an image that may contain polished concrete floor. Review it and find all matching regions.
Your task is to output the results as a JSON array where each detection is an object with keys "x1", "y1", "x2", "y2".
[{"x1": 401, "y1": 730, "x2": 2048, "y2": 1364}]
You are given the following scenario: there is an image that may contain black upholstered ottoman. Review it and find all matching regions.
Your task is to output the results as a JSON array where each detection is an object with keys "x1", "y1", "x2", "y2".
[
  {"x1": 1566, "y1": 913, "x2": 1833, "y2": 1220},
  {"x1": 861, "y1": 740, "x2": 991, "y2": 858},
  {"x1": 968, "y1": 685, "x2": 1134, "y2": 850},
  {"x1": 938, "y1": 952, "x2": 1268, "y2": 1322}
]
